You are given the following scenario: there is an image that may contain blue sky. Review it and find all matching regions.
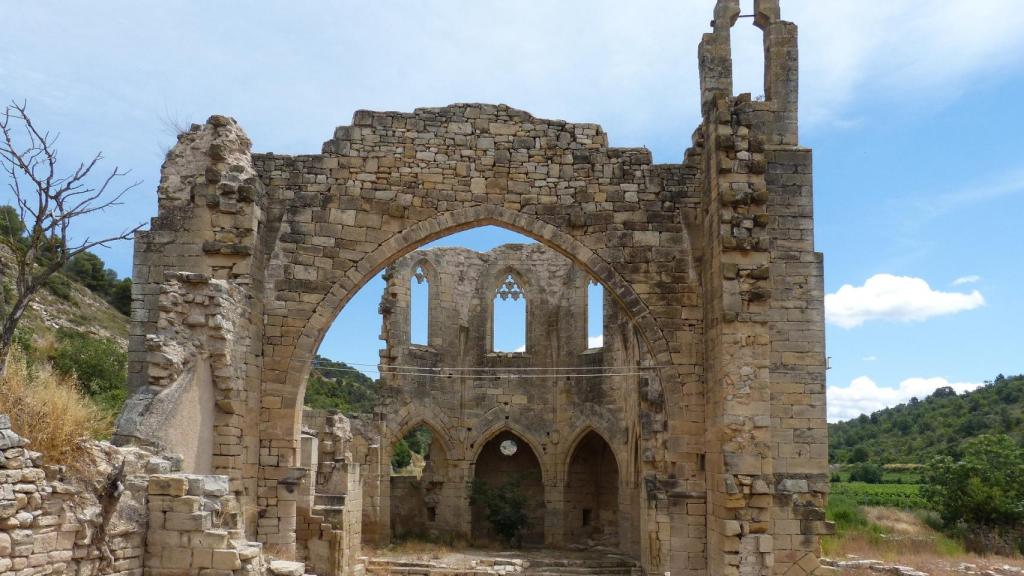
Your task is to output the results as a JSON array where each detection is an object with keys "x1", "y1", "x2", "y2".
[{"x1": 3, "y1": 1, "x2": 1023, "y2": 421}]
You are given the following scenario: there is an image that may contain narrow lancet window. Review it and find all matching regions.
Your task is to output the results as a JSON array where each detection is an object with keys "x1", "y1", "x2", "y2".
[
  {"x1": 493, "y1": 273, "x2": 526, "y2": 352},
  {"x1": 410, "y1": 264, "x2": 429, "y2": 345},
  {"x1": 587, "y1": 279, "x2": 604, "y2": 349}
]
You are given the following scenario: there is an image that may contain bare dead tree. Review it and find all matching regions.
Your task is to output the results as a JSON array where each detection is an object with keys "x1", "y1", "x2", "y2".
[{"x1": 0, "y1": 101, "x2": 143, "y2": 375}]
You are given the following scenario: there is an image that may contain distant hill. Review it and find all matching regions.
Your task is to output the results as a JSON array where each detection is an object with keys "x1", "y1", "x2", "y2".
[
  {"x1": 304, "y1": 355, "x2": 379, "y2": 414},
  {"x1": 829, "y1": 374, "x2": 1024, "y2": 465},
  {"x1": 0, "y1": 243, "x2": 129, "y2": 349}
]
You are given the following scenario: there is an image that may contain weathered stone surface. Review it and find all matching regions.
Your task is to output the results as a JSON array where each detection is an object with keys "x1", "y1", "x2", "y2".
[{"x1": 270, "y1": 560, "x2": 306, "y2": 576}]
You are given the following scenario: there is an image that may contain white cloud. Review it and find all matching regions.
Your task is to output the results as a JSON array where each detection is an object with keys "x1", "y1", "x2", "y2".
[
  {"x1": 825, "y1": 274, "x2": 984, "y2": 329},
  {"x1": 514, "y1": 345, "x2": 526, "y2": 353},
  {"x1": 828, "y1": 376, "x2": 985, "y2": 423},
  {"x1": 953, "y1": 275, "x2": 981, "y2": 286},
  {"x1": 588, "y1": 335, "x2": 603, "y2": 349},
  {"x1": 862, "y1": 356, "x2": 878, "y2": 362}
]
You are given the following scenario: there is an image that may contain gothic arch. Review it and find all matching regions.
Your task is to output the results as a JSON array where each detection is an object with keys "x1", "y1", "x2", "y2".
[
  {"x1": 386, "y1": 410, "x2": 459, "y2": 462},
  {"x1": 467, "y1": 422, "x2": 549, "y2": 486},
  {"x1": 561, "y1": 425, "x2": 622, "y2": 484},
  {"x1": 280, "y1": 205, "x2": 687, "y2": 438}
]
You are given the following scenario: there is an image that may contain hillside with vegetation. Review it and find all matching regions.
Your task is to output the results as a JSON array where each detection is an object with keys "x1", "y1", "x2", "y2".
[
  {"x1": 303, "y1": 354, "x2": 379, "y2": 414},
  {"x1": 829, "y1": 374, "x2": 1024, "y2": 465},
  {"x1": 826, "y1": 374, "x2": 1024, "y2": 564}
]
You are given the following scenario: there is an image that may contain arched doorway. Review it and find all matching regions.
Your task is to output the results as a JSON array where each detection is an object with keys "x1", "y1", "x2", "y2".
[
  {"x1": 564, "y1": 431, "x2": 620, "y2": 548},
  {"x1": 388, "y1": 424, "x2": 455, "y2": 541},
  {"x1": 470, "y1": 430, "x2": 545, "y2": 547}
]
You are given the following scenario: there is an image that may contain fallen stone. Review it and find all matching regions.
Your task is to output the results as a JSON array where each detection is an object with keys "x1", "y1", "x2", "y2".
[{"x1": 269, "y1": 560, "x2": 306, "y2": 576}]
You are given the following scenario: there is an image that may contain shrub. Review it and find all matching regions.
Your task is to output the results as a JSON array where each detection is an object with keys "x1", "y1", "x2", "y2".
[
  {"x1": 50, "y1": 329, "x2": 127, "y2": 415},
  {"x1": 471, "y1": 477, "x2": 530, "y2": 546},
  {"x1": 848, "y1": 446, "x2": 870, "y2": 463},
  {"x1": 50, "y1": 330, "x2": 123, "y2": 390},
  {"x1": 848, "y1": 463, "x2": 884, "y2": 484},
  {"x1": 45, "y1": 273, "x2": 73, "y2": 300},
  {"x1": 0, "y1": 349, "x2": 111, "y2": 466}
]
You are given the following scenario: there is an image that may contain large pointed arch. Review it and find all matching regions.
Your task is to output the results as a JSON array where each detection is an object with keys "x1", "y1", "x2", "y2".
[{"x1": 276, "y1": 204, "x2": 685, "y2": 438}]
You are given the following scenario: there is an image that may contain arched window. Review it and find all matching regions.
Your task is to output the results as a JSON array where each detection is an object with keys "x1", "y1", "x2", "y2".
[
  {"x1": 492, "y1": 272, "x2": 526, "y2": 352},
  {"x1": 410, "y1": 263, "x2": 429, "y2": 345},
  {"x1": 587, "y1": 279, "x2": 604, "y2": 349}
]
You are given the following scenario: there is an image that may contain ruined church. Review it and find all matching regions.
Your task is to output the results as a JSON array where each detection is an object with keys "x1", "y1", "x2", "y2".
[{"x1": 0, "y1": 2, "x2": 829, "y2": 575}]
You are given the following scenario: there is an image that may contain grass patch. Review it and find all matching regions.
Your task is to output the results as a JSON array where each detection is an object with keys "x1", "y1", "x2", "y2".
[
  {"x1": 0, "y1": 349, "x2": 112, "y2": 467},
  {"x1": 824, "y1": 495, "x2": 968, "y2": 563}
]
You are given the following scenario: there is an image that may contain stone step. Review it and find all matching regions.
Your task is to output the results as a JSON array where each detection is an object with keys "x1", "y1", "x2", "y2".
[{"x1": 365, "y1": 553, "x2": 640, "y2": 576}]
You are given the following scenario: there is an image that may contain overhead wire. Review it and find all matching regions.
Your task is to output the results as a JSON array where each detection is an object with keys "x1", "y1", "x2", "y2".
[
  {"x1": 308, "y1": 362, "x2": 659, "y2": 379},
  {"x1": 319, "y1": 360, "x2": 670, "y2": 371}
]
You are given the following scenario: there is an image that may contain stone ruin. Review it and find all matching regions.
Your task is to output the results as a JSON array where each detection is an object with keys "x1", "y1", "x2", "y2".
[
  {"x1": 361, "y1": 243, "x2": 650, "y2": 554},
  {"x1": 0, "y1": 1, "x2": 832, "y2": 575}
]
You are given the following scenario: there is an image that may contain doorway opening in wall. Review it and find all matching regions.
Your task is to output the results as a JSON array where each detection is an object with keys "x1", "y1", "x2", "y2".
[
  {"x1": 733, "y1": 0, "x2": 766, "y2": 100},
  {"x1": 299, "y1": 223, "x2": 651, "y2": 563},
  {"x1": 390, "y1": 424, "x2": 453, "y2": 542},
  {"x1": 470, "y1": 431, "x2": 545, "y2": 548},
  {"x1": 564, "y1": 431, "x2": 620, "y2": 549}
]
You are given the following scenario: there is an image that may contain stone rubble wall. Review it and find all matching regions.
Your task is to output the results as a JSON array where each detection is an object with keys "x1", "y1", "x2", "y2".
[
  {"x1": 695, "y1": 2, "x2": 830, "y2": 576},
  {"x1": 120, "y1": 115, "x2": 266, "y2": 538},
  {"x1": 1, "y1": 414, "x2": 155, "y2": 576},
  {"x1": 297, "y1": 411, "x2": 363, "y2": 576},
  {"x1": 0, "y1": 415, "x2": 318, "y2": 576},
  {"x1": 144, "y1": 474, "x2": 265, "y2": 576}
]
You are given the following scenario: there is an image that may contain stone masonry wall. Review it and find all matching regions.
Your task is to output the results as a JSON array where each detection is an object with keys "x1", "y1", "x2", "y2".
[{"x1": 144, "y1": 474, "x2": 265, "y2": 576}]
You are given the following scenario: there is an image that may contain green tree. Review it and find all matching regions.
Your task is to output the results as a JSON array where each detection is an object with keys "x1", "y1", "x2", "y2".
[
  {"x1": 0, "y1": 205, "x2": 25, "y2": 243},
  {"x1": 922, "y1": 434, "x2": 1024, "y2": 528},
  {"x1": 404, "y1": 426, "x2": 432, "y2": 456},
  {"x1": 847, "y1": 462, "x2": 884, "y2": 484},
  {"x1": 109, "y1": 278, "x2": 132, "y2": 316},
  {"x1": 391, "y1": 439, "x2": 412, "y2": 471},
  {"x1": 303, "y1": 355, "x2": 378, "y2": 414},
  {"x1": 471, "y1": 477, "x2": 530, "y2": 546},
  {"x1": 848, "y1": 446, "x2": 870, "y2": 463}
]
